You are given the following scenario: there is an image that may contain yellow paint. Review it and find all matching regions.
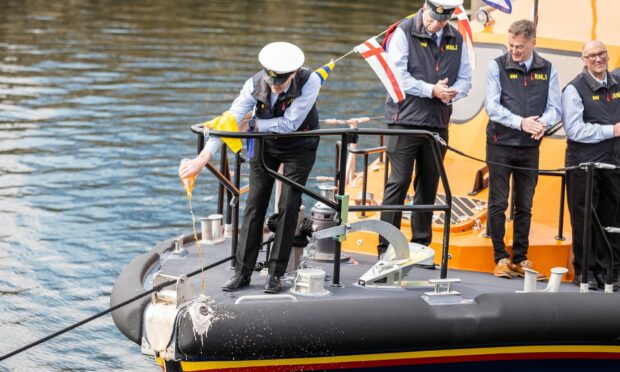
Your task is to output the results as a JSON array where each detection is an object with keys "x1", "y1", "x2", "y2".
[
  {"x1": 172, "y1": 345, "x2": 620, "y2": 370},
  {"x1": 591, "y1": 0, "x2": 598, "y2": 41}
]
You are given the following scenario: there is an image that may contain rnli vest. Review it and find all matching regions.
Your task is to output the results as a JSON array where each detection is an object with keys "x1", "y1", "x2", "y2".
[
  {"x1": 486, "y1": 52, "x2": 552, "y2": 147},
  {"x1": 384, "y1": 10, "x2": 463, "y2": 129},
  {"x1": 251, "y1": 67, "x2": 319, "y2": 150},
  {"x1": 565, "y1": 69, "x2": 620, "y2": 166}
]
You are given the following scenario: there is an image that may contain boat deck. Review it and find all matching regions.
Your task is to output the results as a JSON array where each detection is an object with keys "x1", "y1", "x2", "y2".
[{"x1": 155, "y1": 235, "x2": 587, "y2": 306}]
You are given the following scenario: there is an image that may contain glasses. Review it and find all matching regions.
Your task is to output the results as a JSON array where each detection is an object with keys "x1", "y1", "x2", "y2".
[{"x1": 582, "y1": 50, "x2": 608, "y2": 61}]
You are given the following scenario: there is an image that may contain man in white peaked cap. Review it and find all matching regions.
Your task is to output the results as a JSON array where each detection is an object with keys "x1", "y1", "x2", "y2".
[
  {"x1": 378, "y1": 0, "x2": 471, "y2": 257},
  {"x1": 179, "y1": 42, "x2": 322, "y2": 294}
]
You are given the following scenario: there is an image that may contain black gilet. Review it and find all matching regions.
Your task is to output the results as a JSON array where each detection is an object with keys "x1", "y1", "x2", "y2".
[
  {"x1": 486, "y1": 52, "x2": 552, "y2": 147},
  {"x1": 384, "y1": 10, "x2": 463, "y2": 129},
  {"x1": 251, "y1": 67, "x2": 319, "y2": 151},
  {"x1": 565, "y1": 69, "x2": 620, "y2": 166}
]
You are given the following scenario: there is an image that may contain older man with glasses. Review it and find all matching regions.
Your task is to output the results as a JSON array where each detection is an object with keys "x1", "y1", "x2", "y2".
[{"x1": 562, "y1": 40, "x2": 620, "y2": 290}]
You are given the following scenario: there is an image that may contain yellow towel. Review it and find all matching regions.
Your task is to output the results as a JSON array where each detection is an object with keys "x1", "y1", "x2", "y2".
[{"x1": 203, "y1": 111, "x2": 242, "y2": 153}]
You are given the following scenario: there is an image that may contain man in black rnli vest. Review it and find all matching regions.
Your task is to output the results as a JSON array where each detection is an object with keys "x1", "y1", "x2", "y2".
[
  {"x1": 485, "y1": 20, "x2": 561, "y2": 280},
  {"x1": 562, "y1": 41, "x2": 620, "y2": 290},
  {"x1": 179, "y1": 42, "x2": 321, "y2": 294},
  {"x1": 378, "y1": 0, "x2": 472, "y2": 257}
]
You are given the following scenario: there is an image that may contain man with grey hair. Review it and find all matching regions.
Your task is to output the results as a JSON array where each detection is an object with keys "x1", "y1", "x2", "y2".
[
  {"x1": 562, "y1": 40, "x2": 620, "y2": 290},
  {"x1": 378, "y1": 0, "x2": 472, "y2": 257},
  {"x1": 485, "y1": 19, "x2": 561, "y2": 279}
]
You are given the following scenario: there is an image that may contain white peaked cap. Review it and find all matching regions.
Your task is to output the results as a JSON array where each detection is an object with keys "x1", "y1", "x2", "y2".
[
  {"x1": 258, "y1": 42, "x2": 305, "y2": 74},
  {"x1": 428, "y1": 0, "x2": 463, "y2": 8}
]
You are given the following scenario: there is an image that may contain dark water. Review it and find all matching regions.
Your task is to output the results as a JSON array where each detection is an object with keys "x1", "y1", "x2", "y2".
[{"x1": 0, "y1": 0, "x2": 425, "y2": 370}]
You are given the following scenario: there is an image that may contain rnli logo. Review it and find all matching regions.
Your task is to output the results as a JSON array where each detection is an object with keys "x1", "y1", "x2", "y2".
[
  {"x1": 592, "y1": 95, "x2": 600, "y2": 101},
  {"x1": 509, "y1": 73, "x2": 519, "y2": 79},
  {"x1": 436, "y1": 6, "x2": 444, "y2": 13},
  {"x1": 534, "y1": 73, "x2": 548, "y2": 80},
  {"x1": 267, "y1": 70, "x2": 278, "y2": 77},
  {"x1": 420, "y1": 41, "x2": 428, "y2": 48},
  {"x1": 613, "y1": 92, "x2": 620, "y2": 99},
  {"x1": 445, "y1": 44, "x2": 458, "y2": 51}
]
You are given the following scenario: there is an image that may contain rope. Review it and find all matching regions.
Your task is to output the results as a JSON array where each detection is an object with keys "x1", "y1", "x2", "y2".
[
  {"x1": 428, "y1": 133, "x2": 582, "y2": 173},
  {"x1": 318, "y1": 116, "x2": 600, "y2": 174},
  {"x1": 330, "y1": 14, "x2": 413, "y2": 64},
  {"x1": 443, "y1": 141, "x2": 580, "y2": 173},
  {"x1": 0, "y1": 255, "x2": 234, "y2": 362},
  {"x1": 320, "y1": 115, "x2": 384, "y2": 125}
]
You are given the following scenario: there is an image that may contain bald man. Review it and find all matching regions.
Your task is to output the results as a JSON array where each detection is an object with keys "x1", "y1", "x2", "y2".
[{"x1": 561, "y1": 40, "x2": 620, "y2": 290}]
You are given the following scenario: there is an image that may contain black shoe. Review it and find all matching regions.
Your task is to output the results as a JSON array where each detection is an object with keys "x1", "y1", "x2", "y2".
[
  {"x1": 588, "y1": 277, "x2": 598, "y2": 290},
  {"x1": 264, "y1": 275, "x2": 282, "y2": 294},
  {"x1": 222, "y1": 273, "x2": 251, "y2": 292},
  {"x1": 594, "y1": 272, "x2": 606, "y2": 289}
]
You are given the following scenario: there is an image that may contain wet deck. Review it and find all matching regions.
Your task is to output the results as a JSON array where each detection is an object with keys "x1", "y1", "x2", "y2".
[{"x1": 155, "y1": 235, "x2": 586, "y2": 306}]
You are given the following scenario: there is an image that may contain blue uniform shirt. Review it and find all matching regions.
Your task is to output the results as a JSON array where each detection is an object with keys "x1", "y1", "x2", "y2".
[
  {"x1": 386, "y1": 27, "x2": 472, "y2": 102},
  {"x1": 204, "y1": 72, "x2": 321, "y2": 156},
  {"x1": 561, "y1": 71, "x2": 614, "y2": 143}
]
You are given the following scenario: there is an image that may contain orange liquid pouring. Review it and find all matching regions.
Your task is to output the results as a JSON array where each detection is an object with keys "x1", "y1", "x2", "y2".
[
  {"x1": 182, "y1": 175, "x2": 205, "y2": 293},
  {"x1": 182, "y1": 175, "x2": 195, "y2": 200}
]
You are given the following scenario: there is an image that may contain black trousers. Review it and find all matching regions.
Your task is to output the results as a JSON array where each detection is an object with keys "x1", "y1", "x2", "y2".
[
  {"x1": 566, "y1": 167, "x2": 620, "y2": 275},
  {"x1": 235, "y1": 143, "x2": 316, "y2": 277},
  {"x1": 379, "y1": 126, "x2": 448, "y2": 253},
  {"x1": 486, "y1": 144, "x2": 539, "y2": 264}
]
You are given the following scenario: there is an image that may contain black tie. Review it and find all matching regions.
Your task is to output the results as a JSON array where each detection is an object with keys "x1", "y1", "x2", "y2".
[
  {"x1": 602, "y1": 81, "x2": 607, "y2": 88},
  {"x1": 431, "y1": 33, "x2": 438, "y2": 45},
  {"x1": 520, "y1": 63, "x2": 527, "y2": 72}
]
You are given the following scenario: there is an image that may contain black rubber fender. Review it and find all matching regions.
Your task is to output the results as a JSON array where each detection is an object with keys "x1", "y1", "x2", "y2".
[{"x1": 110, "y1": 237, "x2": 176, "y2": 344}]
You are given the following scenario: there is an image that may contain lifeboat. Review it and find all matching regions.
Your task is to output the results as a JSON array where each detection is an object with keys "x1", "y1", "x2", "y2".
[{"x1": 111, "y1": 1, "x2": 620, "y2": 371}]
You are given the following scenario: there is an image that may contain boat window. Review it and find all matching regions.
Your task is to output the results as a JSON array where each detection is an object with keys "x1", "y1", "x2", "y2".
[
  {"x1": 535, "y1": 49, "x2": 584, "y2": 138},
  {"x1": 452, "y1": 43, "x2": 506, "y2": 124}
]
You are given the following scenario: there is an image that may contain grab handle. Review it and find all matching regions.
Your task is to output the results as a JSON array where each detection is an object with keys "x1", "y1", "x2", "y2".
[{"x1": 234, "y1": 294, "x2": 298, "y2": 304}]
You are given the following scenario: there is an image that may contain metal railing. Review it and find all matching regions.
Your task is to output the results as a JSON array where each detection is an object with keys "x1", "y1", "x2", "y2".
[{"x1": 191, "y1": 126, "x2": 454, "y2": 283}]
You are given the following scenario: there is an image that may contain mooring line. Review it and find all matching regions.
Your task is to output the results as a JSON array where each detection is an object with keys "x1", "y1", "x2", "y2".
[{"x1": 0, "y1": 254, "x2": 234, "y2": 362}]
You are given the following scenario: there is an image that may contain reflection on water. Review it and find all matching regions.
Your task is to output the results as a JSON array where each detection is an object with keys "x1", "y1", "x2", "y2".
[{"x1": 0, "y1": 0, "x2": 422, "y2": 369}]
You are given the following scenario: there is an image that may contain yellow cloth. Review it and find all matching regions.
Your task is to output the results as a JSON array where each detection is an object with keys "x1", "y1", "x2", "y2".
[{"x1": 203, "y1": 111, "x2": 242, "y2": 153}]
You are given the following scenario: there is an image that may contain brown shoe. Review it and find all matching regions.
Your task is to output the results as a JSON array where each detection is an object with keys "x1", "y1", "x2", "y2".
[
  {"x1": 510, "y1": 260, "x2": 547, "y2": 281},
  {"x1": 494, "y1": 258, "x2": 514, "y2": 279}
]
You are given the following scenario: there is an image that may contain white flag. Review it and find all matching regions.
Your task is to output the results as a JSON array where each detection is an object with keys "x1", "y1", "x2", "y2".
[{"x1": 355, "y1": 37, "x2": 406, "y2": 103}]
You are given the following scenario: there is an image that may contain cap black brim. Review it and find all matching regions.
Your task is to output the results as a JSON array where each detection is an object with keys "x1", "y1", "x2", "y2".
[
  {"x1": 263, "y1": 75, "x2": 290, "y2": 85},
  {"x1": 428, "y1": 9, "x2": 452, "y2": 21}
]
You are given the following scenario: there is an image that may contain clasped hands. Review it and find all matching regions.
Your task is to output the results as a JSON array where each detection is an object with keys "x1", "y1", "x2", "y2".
[
  {"x1": 521, "y1": 116, "x2": 545, "y2": 140},
  {"x1": 432, "y1": 78, "x2": 458, "y2": 104}
]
